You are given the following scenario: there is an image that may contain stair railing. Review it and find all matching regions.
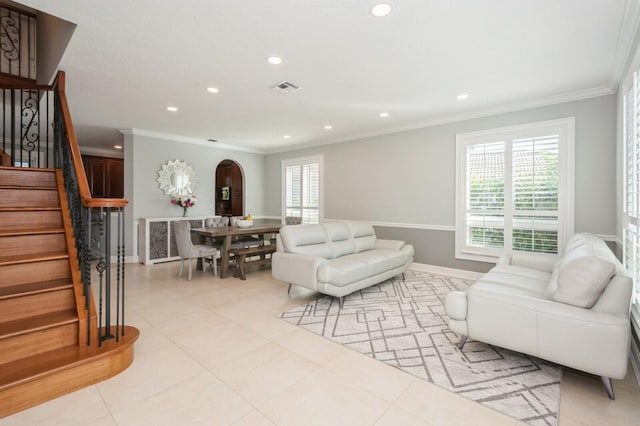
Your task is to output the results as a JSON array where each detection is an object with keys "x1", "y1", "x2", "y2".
[
  {"x1": 52, "y1": 71, "x2": 128, "y2": 346},
  {"x1": 0, "y1": 70, "x2": 128, "y2": 346}
]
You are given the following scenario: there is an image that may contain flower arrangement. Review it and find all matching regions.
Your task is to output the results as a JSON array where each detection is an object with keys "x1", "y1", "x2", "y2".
[{"x1": 171, "y1": 194, "x2": 197, "y2": 216}]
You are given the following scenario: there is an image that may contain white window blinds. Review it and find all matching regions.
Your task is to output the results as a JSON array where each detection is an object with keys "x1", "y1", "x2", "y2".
[
  {"x1": 623, "y1": 73, "x2": 640, "y2": 304},
  {"x1": 283, "y1": 156, "x2": 322, "y2": 224},
  {"x1": 456, "y1": 118, "x2": 573, "y2": 262}
]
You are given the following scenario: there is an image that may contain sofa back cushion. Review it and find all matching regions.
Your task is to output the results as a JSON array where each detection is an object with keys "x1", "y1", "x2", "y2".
[
  {"x1": 323, "y1": 222, "x2": 356, "y2": 258},
  {"x1": 346, "y1": 221, "x2": 376, "y2": 252},
  {"x1": 279, "y1": 224, "x2": 334, "y2": 258},
  {"x1": 546, "y1": 233, "x2": 617, "y2": 308}
]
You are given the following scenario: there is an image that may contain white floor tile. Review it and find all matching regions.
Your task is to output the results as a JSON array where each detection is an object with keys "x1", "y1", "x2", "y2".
[{"x1": 6, "y1": 262, "x2": 640, "y2": 426}]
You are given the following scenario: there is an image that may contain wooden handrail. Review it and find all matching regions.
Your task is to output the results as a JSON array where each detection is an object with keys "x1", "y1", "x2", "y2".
[{"x1": 54, "y1": 71, "x2": 128, "y2": 209}]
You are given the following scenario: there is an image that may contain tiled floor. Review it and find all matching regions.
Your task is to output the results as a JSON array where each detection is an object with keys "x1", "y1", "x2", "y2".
[{"x1": 1, "y1": 262, "x2": 639, "y2": 425}]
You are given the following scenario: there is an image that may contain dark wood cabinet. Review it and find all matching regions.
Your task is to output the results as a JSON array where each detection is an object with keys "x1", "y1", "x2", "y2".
[{"x1": 82, "y1": 155, "x2": 124, "y2": 198}]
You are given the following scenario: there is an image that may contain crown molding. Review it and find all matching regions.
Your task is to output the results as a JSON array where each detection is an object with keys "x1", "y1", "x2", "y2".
[
  {"x1": 609, "y1": 0, "x2": 640, "y2": 90},
  {"x1": 265, "y1": 86, "x2": 614, "y2": 155},
  {"x1": 119, "y1": 128, "x2": 267, "y2": 155}
]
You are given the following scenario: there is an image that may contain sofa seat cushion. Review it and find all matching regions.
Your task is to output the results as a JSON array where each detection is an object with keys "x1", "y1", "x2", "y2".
[
  {"x1": 478, "y1": 270, "x2": 550, "y2": 295},
  {"x1": 491, "y1": 263, "x2": 552, "y2": 282},
  {"x1": 317, "y1": 249, "x2": 408, "y2": 286},
  {"x1": 470, "y1": 280, "x2": 548, "y2": 300}
]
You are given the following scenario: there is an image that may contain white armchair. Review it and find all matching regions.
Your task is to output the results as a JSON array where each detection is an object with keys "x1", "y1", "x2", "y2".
[{"x1": 173, "y1": 221, "x2": 218, "y2": 280}]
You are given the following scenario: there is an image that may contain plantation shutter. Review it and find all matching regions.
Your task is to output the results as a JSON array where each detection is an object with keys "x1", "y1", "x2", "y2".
[
  {"x1": 511, "y1": 135, "x2": 559, "y2": 254},
  {"x1": 284, "y1": 157, "x2": 321, "y2": 224},
  {"x1": 624, "y1": 74, "x2": 640, "y2": 304},
  {"x1": 458, "y1": 120, "x2": 568, "y2": 261},
  {"x1": 465, "y1": 141, "x2": 506, "y2": 251}
]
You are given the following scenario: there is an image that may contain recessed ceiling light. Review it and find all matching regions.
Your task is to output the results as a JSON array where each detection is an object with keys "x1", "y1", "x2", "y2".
[
  {"x1": 114, "y1": 145, "x2": 122, "y2": 150},
  {"x1": 206, "y1": 87, "x2": 219, "y2": 93},
  {"x1": 166, "y1": 106, "x2": 178, "y2": 112},
  {"x1": 371, "y1": 3, "x2": 392, "y2": 17},
  {"x1": 324, "y1": 125, "x2": 333, "y2": 130},
  {"x1": 457, "y1": 93, "x2": 469, "y2": 100},
  {"x1": 267, "y1": 56, "x2": 282, "y2": 65},
  {"x1": 379, "y1": 112, "x2": 389, "y2": 118},
  {"x1": 283, "y1": 135, "x2": 291, "y2": 139}
]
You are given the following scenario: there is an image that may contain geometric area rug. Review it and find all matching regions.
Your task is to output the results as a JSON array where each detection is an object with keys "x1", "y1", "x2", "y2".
[{"x1": 278, "y1": 270, "x2": 562, "y2": 426}]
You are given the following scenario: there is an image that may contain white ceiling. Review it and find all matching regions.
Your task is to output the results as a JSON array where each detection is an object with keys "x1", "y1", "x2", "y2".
[{"x1": 14, "y1": 0, "x2": 638, "y2": 154}]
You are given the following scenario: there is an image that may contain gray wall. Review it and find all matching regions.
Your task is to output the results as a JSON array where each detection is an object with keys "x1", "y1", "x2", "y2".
[
  {"x1": 266, "y1": 95, "x2": 617, "y2": 272},
  {"x1": 123, "y1": 132, "x2": 267, "y2": 258}
]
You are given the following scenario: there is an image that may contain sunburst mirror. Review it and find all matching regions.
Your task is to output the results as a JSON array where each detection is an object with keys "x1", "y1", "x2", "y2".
[{"x1": 157, "y1": 159, "x2": 198, "y2": 197}]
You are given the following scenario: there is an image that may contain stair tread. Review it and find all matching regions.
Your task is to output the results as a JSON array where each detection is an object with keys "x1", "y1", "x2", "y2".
[
  {"x1": 0, "y1": 228, "x2": 64, "y2": 237},
  {"x1": 0, "y1": 206, "x2": 61, "y2": 212},
  {"x1": 0, "y1": 251, "x2": 69, "y2": 266},
  {"x1": 0, "y1": 326, "x2": 139, "y2": 391},
  {"x1": 0, "y1": 309, "x2": 78, "y2": 340},
  {"x1": 0, "y1": 279, "x2": 73, "y2": 299},
  {"x1": 0, "y1": 185, "x2": 57, "y2": 190}
]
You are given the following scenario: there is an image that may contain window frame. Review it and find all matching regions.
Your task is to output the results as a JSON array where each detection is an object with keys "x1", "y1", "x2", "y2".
[
  {"x1": 455, "y1": 118, "x2": 575, "y2": 263},
  {"x1": 281, "y1": 154, "x2": 324, "y2": 224}
]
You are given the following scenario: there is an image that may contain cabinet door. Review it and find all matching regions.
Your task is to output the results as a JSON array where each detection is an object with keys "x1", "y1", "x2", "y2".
[
  {"x1": 107, "y1": 159, "x2": 124, "y2": 197},
  {"x1": 84, "y1": 156, "x2": 107, "y2": 197},
  {"x1": 82, "y1": 155, "x2": 124, "y2": 198}
]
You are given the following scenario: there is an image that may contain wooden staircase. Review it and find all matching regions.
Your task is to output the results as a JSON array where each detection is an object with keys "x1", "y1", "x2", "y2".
[{"x1": 0, "y1": 166, "x2": 138, "y2": 418}]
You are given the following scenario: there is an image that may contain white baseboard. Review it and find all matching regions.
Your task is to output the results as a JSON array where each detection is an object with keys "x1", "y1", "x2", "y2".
[{"x1": 410, "y1": 262, "x2": 483, "y2": 280}]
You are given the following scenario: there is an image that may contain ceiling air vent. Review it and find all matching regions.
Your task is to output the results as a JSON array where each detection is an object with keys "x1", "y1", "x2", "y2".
[{"x1": 272, "y1": 81, "x2": 301, "y2": 94}]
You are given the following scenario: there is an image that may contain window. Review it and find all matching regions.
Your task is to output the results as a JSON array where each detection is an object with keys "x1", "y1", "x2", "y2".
[
  {"x1": 282, "y1": 155, "x2": 323, "y2": 224},
  {"x1": 623, "y1": 72, "x2": 640, "y2": 304},
  {"x1": 456, "y1": 118, "x2": 574, "y2": 263}
]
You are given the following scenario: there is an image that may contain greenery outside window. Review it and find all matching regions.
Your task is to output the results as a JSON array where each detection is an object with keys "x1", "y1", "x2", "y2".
[
  {"x1": 455, "y1": 118, "x2": 575, "y2": 263},
  {"x1": 282, "y1": 155, "x2": 323, "y2": 224}
]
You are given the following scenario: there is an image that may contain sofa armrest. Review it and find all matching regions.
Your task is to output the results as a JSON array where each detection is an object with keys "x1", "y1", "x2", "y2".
[
  {"x1": 375, "y1": 239, "x2": 405, "y2": 250},
  {"x1": 272, "y1": 252, "x2": 328, "y2": 290},
  {"x1": 500, "y1": 252, "x2": 558, "y2": 272},
  {"x1": 445, "y1": 291, "x2": 468, "y2": 320}
]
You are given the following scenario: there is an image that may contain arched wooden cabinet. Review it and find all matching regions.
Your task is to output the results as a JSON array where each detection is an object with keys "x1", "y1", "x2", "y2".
[{"x1": 215, "y1": 159, "x2": 243, "y2": 217}]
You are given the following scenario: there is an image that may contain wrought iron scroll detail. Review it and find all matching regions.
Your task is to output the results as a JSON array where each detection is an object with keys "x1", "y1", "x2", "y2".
[
  {"x1": 21, "y1": 89, "x2": 40, "y2": 153},
  {"x1": 0, "y1": 14, "x2": 19, "y2": 62}
]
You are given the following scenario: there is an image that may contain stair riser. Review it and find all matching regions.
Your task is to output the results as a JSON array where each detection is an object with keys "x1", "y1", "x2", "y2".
[
  {"x1": 0, "y1": 322, "x2": 78, "y2": 365},
  {"x1": 0, "y1": 234, "x2": 66, "y2": 258},
  {"x1": 0, "y1": 289, "x2": 75, "y2": 323},
  {"x1": 0, "y1": 188, "x2": 59, "y2": 208},
  {"x1": 0, "y1": 168, "x2": 56, "y2": 188},
  {"x1": 0, "y1": 210, "x2": 63, "y2": 231},
  {"x1": 0, "y1": 259, "x2": 70, "y2": 288}
]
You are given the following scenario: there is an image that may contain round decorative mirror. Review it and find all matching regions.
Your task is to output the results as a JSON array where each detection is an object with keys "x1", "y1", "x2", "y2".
[{"x1": 157, "y1": 159, "x2": 198, "y2": 197}]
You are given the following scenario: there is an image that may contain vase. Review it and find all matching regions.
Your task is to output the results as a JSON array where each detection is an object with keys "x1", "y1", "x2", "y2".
[{"x1": 182, "y1": 206, "x2": 187, "y2": 217}]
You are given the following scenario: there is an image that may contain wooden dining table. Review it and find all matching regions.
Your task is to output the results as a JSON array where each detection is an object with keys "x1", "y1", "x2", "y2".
[{"x1": 191, "y1": 220, "x2": 282, "y2": 278}]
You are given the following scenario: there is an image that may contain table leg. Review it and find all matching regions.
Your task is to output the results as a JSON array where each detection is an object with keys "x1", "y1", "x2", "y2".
[{"x1": 220, "y1": 235, "x2": 232, "y2": 278}]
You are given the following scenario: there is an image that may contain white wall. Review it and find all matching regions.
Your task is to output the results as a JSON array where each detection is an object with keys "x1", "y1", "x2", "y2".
[
  {"x1": 122, "y1": 131, "x2": 267, "y2": 259},
  {"x1": 266, "y1": 95, "x2": 617, "y2": 272}
]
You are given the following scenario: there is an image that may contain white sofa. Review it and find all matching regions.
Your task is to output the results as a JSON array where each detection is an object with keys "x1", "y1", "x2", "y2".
[
  {"x1": 272, "y1": 221, "x2": 414, "y2": 304},
  {"x1": 445, "y1": 233, "x2": 633, "y2": 399}
]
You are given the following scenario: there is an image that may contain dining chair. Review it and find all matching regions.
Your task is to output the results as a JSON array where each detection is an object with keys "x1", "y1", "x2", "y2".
[{"x1": 173, "y1": 221, "x2": 218, "y2": 280}]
